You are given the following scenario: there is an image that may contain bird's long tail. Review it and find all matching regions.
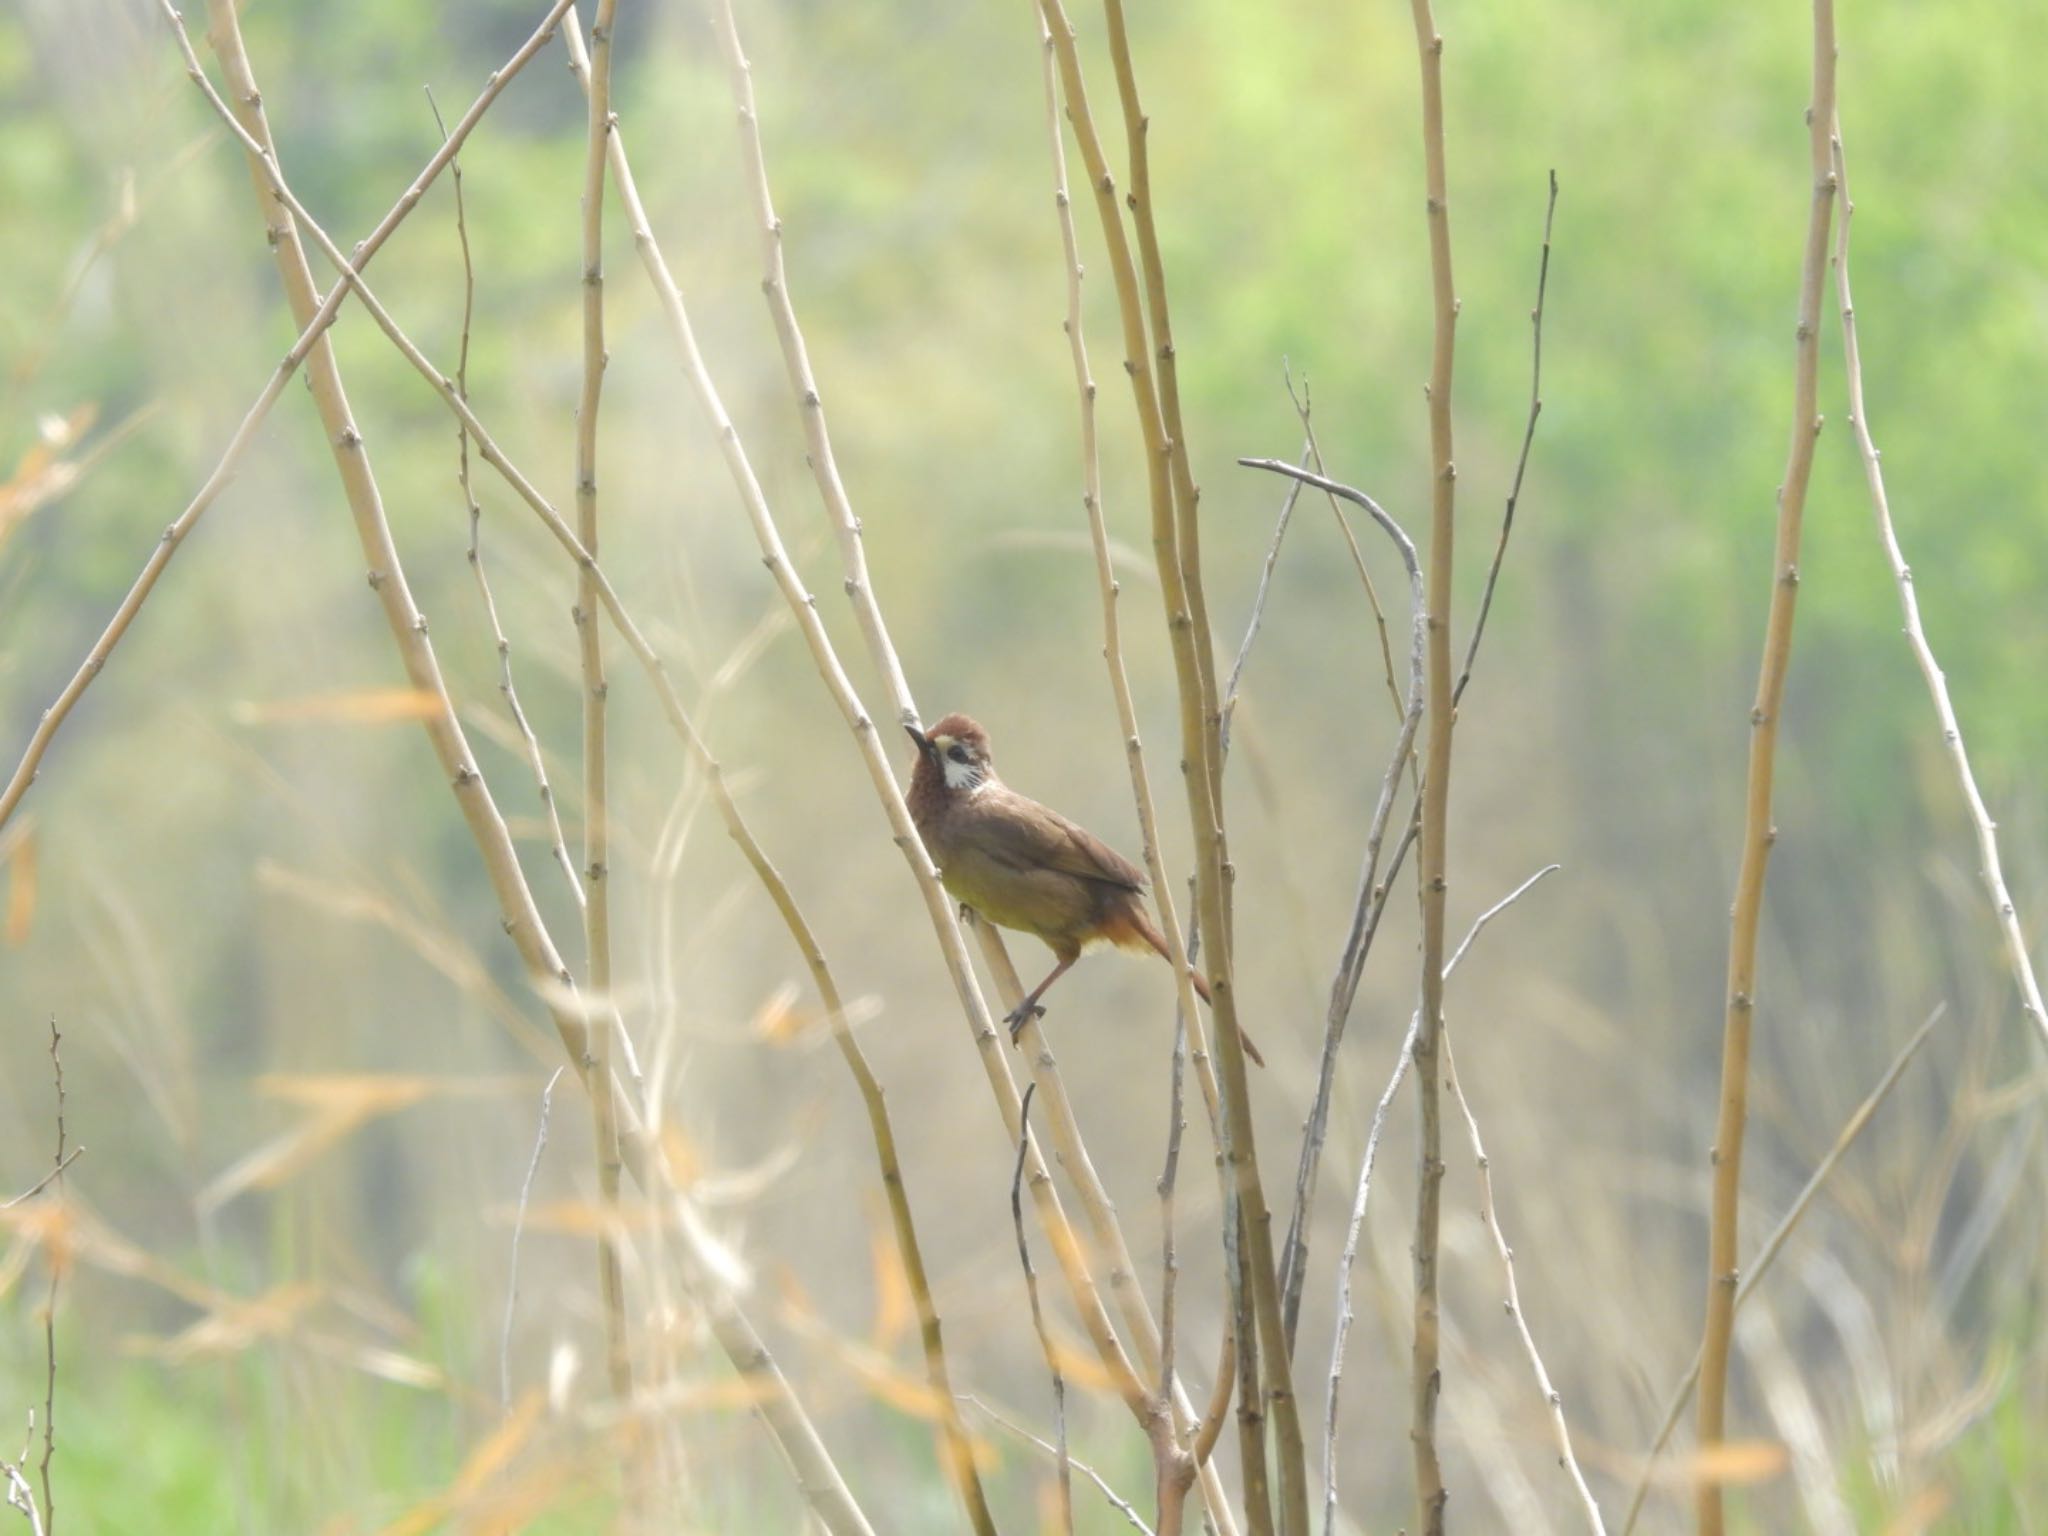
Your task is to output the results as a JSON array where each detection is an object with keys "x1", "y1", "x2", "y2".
[{"x1": 1123, "y1": 908, "x2": 1266, "y2": 1068}]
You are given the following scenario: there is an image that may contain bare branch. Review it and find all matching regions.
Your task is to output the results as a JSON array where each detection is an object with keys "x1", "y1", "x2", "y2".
[
  {"x1": 1010, "y1": 1085, "x2": 1074, "y2": 1534},
  {"x1": 1697, "y1": 10, "x2": 1839, "y2": 1528},
  {"x1": 963, "y1": 1395, "x2": 1156, "y2": 1535},
  {"x1": 424, "y1": 85, "x2": 583, "y2": 919},
  {"x1": 1323, "y1": 865, "x2": 1558, "y2": 1535},
  {"x1": 1442, "y1": 994, "x2": 1603, "y2": 1530},
  {"x1": 501, "y1": 1068, "x2": 564, "y2": 1415},
  {"x1": 1829, "y1": 130, "x2": 2045, "y2": 1050}
]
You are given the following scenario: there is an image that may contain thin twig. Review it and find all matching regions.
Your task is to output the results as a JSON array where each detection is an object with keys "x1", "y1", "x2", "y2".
[
  {"x1": 1322, "y1": 865, "x2": 1554, "y2": 1535},
  {"x1": 38, "y1": 1021, "x2": 64, "y2": 1533},
  {"x1": 1454, "y1": 171, "x2": 1557, "y2": 707},
  {"x1": 1, "y1": 1151, "x2": 82, "y2": 1212},
  {"x1": 501, "y1": 1067, "x2": 564, "y2": 1415},
  {"x1": 1439, "y1": 915, "x2": 1603, "y2": 1531},
  {"x1": 1235, "y1": 459, "x2": 1425, "y2": 1357},
  {"x1": 1030, "y1": 16, "x2": 1211, "y2": 1529},
  {"x1": 1619, "y1": 1002, "x2": 1945, "y2": 1535},
  {"x1": 1283, "y1": 369, "x2": 1406, "y2": 734},
  {"x1": 1829, "y1": 134, "x2": 2044, "y2": 1049},
  {"x1": 1697, "y1": 10, "x2": 1838, "y2": 1530},
  {"x1": 962, "y1": 1396, "x2": 1156, "y2": 1536},
  {"x1": 3, "y1": 1429, "x2": 44, "y2": 1536},
  {"x1": 1322, "y1": 1009, "x2": 1417, "y2": 1536},
  {"x1": 424, "y1": 86, "x2": 582, "y2": 917},
  {"x1": 1220, "y1": 441, "x2": 1311, "y2": 745},
  {"x1": 1011, "y1": 1085, "x2": 1073, "y2": 1535}
]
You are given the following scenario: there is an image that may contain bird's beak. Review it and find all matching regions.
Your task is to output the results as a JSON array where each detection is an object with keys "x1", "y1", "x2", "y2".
[{"x1": 905, "y1": 724, "x2": 934, "y2": 760}]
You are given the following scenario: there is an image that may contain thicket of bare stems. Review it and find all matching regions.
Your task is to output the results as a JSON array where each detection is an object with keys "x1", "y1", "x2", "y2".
[{"x1": 3, "y1": 1, "x2": 2042, "y2": 1533}]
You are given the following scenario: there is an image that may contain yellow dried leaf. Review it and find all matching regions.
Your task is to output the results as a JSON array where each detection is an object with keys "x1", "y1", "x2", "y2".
[
  {"x1": 750, "y1": 981, "x2": 811, "y2": 1046},
  {"x1": 199, "y1": 1079, "x2": 438, "y2": 1213},
  {"x1": 495, "y1": 1199, "x2": 667, "y2": 1238},
  {"x1": 660, "y1": 1125, "x2": 702, "y2": 1189},
  {"x1": 868, "y1": 1220, "x2": 914, "y2": 1351},
  {"x1": 1677, "y1": 1439, "x2": 1790, "y2": 1487},
  {"x1": 451, "y1": 1391, "x2": 545, "y2": 1499},
  {"x1": 232, "y1": 688, "x2": 443, "y2": 725},
  {"x1": 4, "y1": 826, "x2": 36, "y2": 946},
  {"x1": 125, "y1": 1281, "x2": 321, "y2": 1361},
  {"x1": 1881, "y1": 1485, "x2": 1952, "y2": 1535},
  {"x1": 1047, "y1": 1333, "x2": 1122, "y2": 1398}
]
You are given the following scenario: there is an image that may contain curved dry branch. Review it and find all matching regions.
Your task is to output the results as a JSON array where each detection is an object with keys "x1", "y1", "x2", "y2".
[
  {"x1": 1235, "y1": 460, "x2": 1424, "y2": 1363},
  {"x1": 1829, "y1": 132, "x2": 2044, "y2": 1051},
  {"x1": 1321, "y1": 864, "x2": 1557, "y2": 1536}
]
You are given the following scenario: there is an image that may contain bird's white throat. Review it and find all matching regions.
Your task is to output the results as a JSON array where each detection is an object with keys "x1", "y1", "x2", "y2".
[{"x1": 942, "y1": 758, "x2": 988, "y2": 792}]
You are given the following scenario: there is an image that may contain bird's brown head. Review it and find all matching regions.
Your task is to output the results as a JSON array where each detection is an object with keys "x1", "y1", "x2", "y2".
[{"x1": 906, "y1": 712, "x2": 995, "y2": 796}]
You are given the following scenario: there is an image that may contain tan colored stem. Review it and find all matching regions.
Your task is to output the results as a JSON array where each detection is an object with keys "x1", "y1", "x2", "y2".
[
  {"x1": 1401, "y1": 0, "x2": 1461, "y2": 1529},
  {"x1": 702, "y1": 0, "x2": 918, "y2": 730},
  {"x1": 1041, "y1": 4, "x2": 1288, "y2": 1528},
  {"x1": 1697, "y1": 7, "x2": 1837, "y2": 1531},
  {"x1": 1031, "y1": 17, "x2": 1218, "y2": 1532},
  {"x1": 574, "y1": 0, "x2": 632, "y2": 1412}
]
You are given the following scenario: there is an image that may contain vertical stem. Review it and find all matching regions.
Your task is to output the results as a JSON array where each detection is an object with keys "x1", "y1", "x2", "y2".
[
  {"x1": 575, "y1": 0, "x2": 632, "y2": 1410},
  {"x1": 1696, "y1": 6, "x2": 1837, "y2": 1533},
  {"x1": 1030, "y1": 16, "x2": 1208, "y2": 1527},
  {"x1": 1401, "y1": 0, "x2": 1460, "y2": 1529},
  {"x1": 1044, "y1": 2, "x2": 1293, "y2": 1525}
]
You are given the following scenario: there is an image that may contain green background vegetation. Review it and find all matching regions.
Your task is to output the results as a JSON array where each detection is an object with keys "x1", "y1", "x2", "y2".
[{"x1": 2, "y1": 0, "x2": 2043, "y2": 1529}]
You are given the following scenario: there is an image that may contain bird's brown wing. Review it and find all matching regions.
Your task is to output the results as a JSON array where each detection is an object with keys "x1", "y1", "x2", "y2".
[{"x1": 971, "y1": 787, "x2": 1147, "y2": 892}]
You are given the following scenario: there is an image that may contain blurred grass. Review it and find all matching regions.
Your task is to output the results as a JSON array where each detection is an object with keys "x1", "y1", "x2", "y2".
[{"x1": 3, "y1": 0, "x2": 2046, "y2": 1529}]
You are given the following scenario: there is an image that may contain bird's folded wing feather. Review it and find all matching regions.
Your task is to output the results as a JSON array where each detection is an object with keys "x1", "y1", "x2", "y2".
[{"x1": 977, "y1": 789, "x2": 1147, "y2": 891}]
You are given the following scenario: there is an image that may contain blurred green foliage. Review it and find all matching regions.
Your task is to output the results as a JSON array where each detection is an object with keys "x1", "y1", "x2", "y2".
[{"x1": 3, "y1": 0, "x2": 2044, "y2": 1530}]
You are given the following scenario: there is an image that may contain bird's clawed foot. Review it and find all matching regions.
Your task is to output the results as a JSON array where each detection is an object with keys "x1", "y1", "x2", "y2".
[{"x1": 1004, "y1": 1000, "x2": 1046, "y2": 1042}]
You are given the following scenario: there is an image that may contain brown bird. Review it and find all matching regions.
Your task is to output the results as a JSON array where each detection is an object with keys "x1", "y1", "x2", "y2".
[{"x1": 905, "y1": 713, "x2": 1262, "y2": 1066}]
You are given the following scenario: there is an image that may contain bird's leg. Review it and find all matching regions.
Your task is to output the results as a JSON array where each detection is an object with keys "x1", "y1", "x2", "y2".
[{"x1": 1006, "y1": 955, "x2": 1077, "y2": 1041}]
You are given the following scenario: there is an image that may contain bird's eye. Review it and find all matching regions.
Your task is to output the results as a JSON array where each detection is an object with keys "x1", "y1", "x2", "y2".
[{"x1": 947, "y1": 745, "x2": 970, "y2": 764}]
